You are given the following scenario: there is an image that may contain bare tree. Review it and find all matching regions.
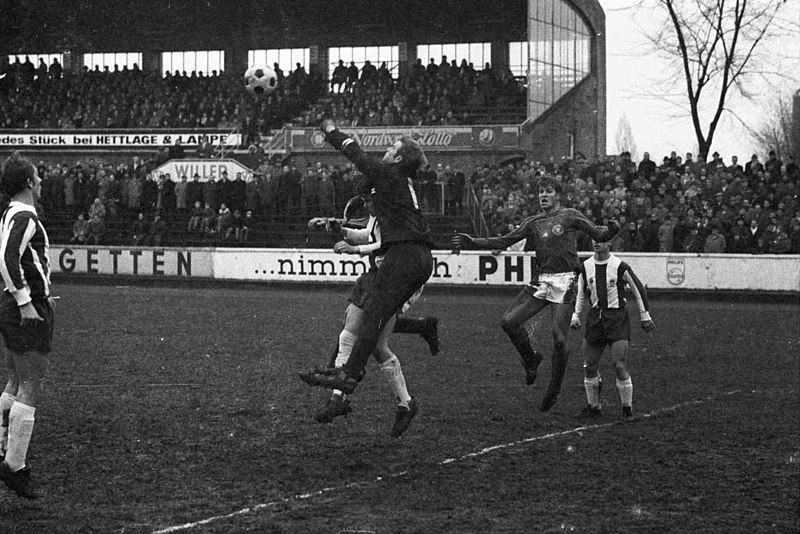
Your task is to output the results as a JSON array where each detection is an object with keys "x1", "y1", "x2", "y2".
[
  {"x1": 614, "y1": 113, "x2": 639, "y2": 159},
  {"x1": 749, "y1": 94, "x2": 796, "y2": 159},
  {"x1": 638, "y1": 0, "x2": 797, "y2": 159}
]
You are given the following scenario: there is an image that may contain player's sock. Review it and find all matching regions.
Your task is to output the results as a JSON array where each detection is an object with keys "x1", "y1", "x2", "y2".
[
  {"x1": 584, "y1": 375, "x2": 602, "y2": 408},
  {"x1": 617, "y1": 377, "x2": 633, "y2": 409},
  {"x1": 505, "y1": 327, "x2": 542, "y2": 370},
  {"x1": 0, "y1": 392, "x2": 16, "y2": 456},
  {"x1": 331, "y1": 390, "x2": 346, "y2": 400},
  {"x1": 392, "y1": 316, "x2": 424, "y2": 334},
  {"x1": 5, "y1": 402, "x2": 35, "y2": 471},
  {"x1": 381, "y1": 356, "x2": 411, "y2": 408},
  {"x1": 549, "y1": 347, "x2": 569, "y2": 389},
  {"x1": 335, "y1": 330, "x2": 357, "y2": 368}
]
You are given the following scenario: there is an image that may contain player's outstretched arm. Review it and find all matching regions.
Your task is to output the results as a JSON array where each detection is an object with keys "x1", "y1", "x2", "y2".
[
  {"x1": 320, "y1": 119, "x2": 382, "y2": 178},
  {"x1": 333, "y1": 240, "x2": 358, "y2": 254},
  {"x1": 451, "y1": 233, "x2": 475, "y2": 252},
  {"x1": 307, "y1": 217, "x2": 343, "y2": 233}
]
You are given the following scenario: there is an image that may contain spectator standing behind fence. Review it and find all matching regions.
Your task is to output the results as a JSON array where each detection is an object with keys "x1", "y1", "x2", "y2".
[
  {"x1": 216, "y1": 203, "x2": 232, "y2": 235},
  {"x1": 240, "y1": 210, "x2": 255, "y2": 243},
  {"x1": 187, "y1": 201, "x2": 203, "y2": 233},
  {"x1": 186, "y1": 173, "x2": 203, "y2": 209},
  {"x1": 203, "y1": 175, "x2": 218, "y2": 212},
  {"x1": 704, "y1": 224, "x2": 726, "y2": 253},
  {"x1": 144, "y1": 213, "x2": 167, "y2": 246},
  {"x1": 84, "y1": 213, "x2": 105, "y2": 245},
  {"x1": 130, "y1": 212, "x2": 150, "y2": 246},
  {"x1": 175, "y1": 175, "x2": 188, "y2": 215},
  {"x1": 70, "y1": 213, "x2": 89, "y2": 244}
]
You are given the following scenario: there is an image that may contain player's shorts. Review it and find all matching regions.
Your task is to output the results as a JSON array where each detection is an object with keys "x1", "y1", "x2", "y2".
[
  {"x1": 584, "y1": 307, "x2": 630, "y2": 346},
  {"x1": 0, "y1": 292, "x2": 55, "y2": 354},
  {"x1": 348, "y1": 269, "x2": 424, "y2": 314},
  {"x1": 524, "y1": 272, "x2": 578, "y2": 304}
]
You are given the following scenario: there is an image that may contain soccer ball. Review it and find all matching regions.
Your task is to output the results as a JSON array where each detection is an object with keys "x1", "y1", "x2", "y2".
[{"x1": 244, "y1": 64, "x2": 278, "y2": 96}]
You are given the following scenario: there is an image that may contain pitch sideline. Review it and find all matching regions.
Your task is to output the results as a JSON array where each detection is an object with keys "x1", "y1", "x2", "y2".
[{"x1": 152, "y1": 390, "x2": 745, "y2": 533}]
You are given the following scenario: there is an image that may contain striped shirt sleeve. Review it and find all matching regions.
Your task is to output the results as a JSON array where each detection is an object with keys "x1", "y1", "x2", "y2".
[
  {"x1": 621, "y1": 262, "x2": 652, "y2": 322},
  {"x1": 0, "y1": 213, "x2": 36, "y2": 305},
  {"x1": 571, "y1": 262, "x2": 588, "y2": 321}
]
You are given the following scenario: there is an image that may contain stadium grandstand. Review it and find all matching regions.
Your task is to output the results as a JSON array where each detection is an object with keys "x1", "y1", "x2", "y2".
[{"x1": 0, "y1": 0, "x2": 797, "y2": 254}]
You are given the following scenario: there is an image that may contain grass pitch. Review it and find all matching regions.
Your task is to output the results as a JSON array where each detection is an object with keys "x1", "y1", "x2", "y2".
[{"x1": 0, "y1": 280, "x2": 797, "y2": 533}]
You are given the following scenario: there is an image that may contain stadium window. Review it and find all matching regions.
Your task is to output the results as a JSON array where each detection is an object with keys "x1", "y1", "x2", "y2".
[
  {"x1": 249, "y1": 48, "x2": 310, "y2": 74},
  {"x1": 509, "y1": 42, "x2": 527, "y2": 77},
  {"x1": 83, "y1": 52, "x2": 142, "y2": 72},
  {"x1": 416, "y1": 42, "x2": 490, "y2": 71},
  {"x1": 327, "y1": 46, "x2": 399, "y2": 81},
  {"x1": 8, "y1": 53, "x2": 63, "y2": 71},
  {"x1": 526, "y1": 0, "x2": 593, "y2": 120},
  {"x1": 162, "y1": 50, "x2": 224, "y2": 77}
]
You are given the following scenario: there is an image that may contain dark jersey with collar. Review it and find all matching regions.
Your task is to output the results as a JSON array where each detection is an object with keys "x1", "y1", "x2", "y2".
[
  {"x1": 469, "y1": 207, "x2": 618, "y2": 275},
  {"x1": 326, "y1": 129, "x2": 433, "y2": 247}
]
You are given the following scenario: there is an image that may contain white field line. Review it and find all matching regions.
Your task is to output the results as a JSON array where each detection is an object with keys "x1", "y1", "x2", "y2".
[{"x1": 152, "y1": 390, "x2": 744, "y2": 534}]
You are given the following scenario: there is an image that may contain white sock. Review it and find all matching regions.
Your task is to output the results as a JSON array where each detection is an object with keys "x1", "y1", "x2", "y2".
[
  {"x1": 335, "y1": 330, "x2": 357, "y2": 368},
  {"x1": 0, "y1": 392, "x2": 16, "y2": 456},
  {"x1": 381, "y1": 356, "x2": 411, "y2": 408},
  {"x1": 617, "y1": 377, "x2": 633, "y2": 408},
  {"x1": 5, "y1": 401, "x2": 35, "y2": 471},
  {"x1": 584, "y1": 375, "x2": 602, "y2": 408}
]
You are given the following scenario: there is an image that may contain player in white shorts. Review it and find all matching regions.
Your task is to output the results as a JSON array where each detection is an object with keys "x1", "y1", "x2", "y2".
[{"x1": 452, "y1": 176, "x2": 620, "y2": 412}]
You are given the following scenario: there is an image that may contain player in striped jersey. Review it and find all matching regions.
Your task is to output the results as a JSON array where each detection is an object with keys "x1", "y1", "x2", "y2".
[
  {"x1": 570, "y1": 238, "x2": 654, "y2": 418},
  {"x1": 0, "y1": 152, "x2": 54, "y2": 499}
]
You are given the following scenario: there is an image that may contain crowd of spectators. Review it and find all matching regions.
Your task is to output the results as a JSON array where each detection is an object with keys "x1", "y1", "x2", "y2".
[
  {"x1": 0, "y1": 56, "x2": 326, "y2": 145},
  {"x1": 299, "y1": 56, "x2": 525, "y2": 128},
  {"x1": 0, "y1": 55, "x2": 525, "y2": 141},
  {"x1": 472, "y1": 150, "x2": 800, "y2": 254}
]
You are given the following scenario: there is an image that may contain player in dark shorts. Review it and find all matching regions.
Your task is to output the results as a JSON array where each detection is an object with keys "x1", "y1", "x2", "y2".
[
  {"x1": 0, "y1": 152, "x2": 55, "y2": 499},
  {"x1": 570, "y1": 239, "x2": 654, "y2": 419},
  {"x1": 300, "y1": 120, "x2": 434, "y2": 419},
  {"x1": 451, "y1": 176, "x2": 619, "y2": 412}
]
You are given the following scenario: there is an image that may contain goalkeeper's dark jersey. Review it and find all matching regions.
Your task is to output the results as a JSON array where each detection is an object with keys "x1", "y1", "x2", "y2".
[
  {"x1": 326, "y1": 130, "x2": 433, "y2": 248},
  {"x1": 470, "y1": 207, "x2": 617, "y2": 275}
]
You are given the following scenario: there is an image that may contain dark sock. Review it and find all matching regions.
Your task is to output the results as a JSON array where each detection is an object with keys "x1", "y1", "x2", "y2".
[
  {"x1": 505, "y1": 326, "x2": 543, "y2": 370},
  {"x1": 393, "y1": 316, "x2": 424, "y2": 334}
]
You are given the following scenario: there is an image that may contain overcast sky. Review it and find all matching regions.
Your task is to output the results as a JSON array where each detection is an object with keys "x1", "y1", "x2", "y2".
[{"x1": 600, "y1": 0, "x2": 800, "y2": 161}]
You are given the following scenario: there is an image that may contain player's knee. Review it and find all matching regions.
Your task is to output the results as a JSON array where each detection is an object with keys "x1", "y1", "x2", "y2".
[
  {"x1": 614, "y1": 360, "x2": 629, "y2": 380},
  {"x1": 500, "y1": 315, "x2": 521, "y2": 335}
]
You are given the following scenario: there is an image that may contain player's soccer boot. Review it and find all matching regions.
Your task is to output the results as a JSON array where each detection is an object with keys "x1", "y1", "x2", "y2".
[
  {"x1": 622, "y1": 406, "x2": 633, "y2": 418},
  {"x1": 0, "y1": 463, "x2": 38, "y2": 499},
  {"x1": 390, "y1": 398, "x2": 419, "y2": 438},
  {"x1": 575, "y1": 405, "x2": 603, "y2": 419},
  {"x1": 305, "y1": 368, "x2": 358, "y2": 395},
  {"x1": 522, "y1": 351, "x2": 543, "y2": 386},
  {"x1": 315, "y1": 395, "x2": 353, "y2": 423},
  {"x1": 524, "y1": 368, "x2": 537, "y2": 386},
  {"x1": 539, "y1": 349, "x2": 569, "y2": 412},
  {"x1": 420, "y1": 318, "x2": 440, "y2": 355},
  {"x1": 298, "y1": 365, "x2": 339, "y2": 387}
]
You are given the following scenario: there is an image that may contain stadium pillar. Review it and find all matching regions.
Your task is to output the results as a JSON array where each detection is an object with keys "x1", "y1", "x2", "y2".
[
  {"x1": 490, "y1": 41, "x2": 508, "y2": 72},
  {"x1": 227, "y1": 46, "x2": 248, "y2": 77},
  {"x1": 398, "y1": 42, "x2": 409, "y2": 77},
  {"x1": 312, "y1": 45, "x2": 328, "y2": 81},
  {"x1": 141, "y1": 51, "x2": 161, "y2": 76}
]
